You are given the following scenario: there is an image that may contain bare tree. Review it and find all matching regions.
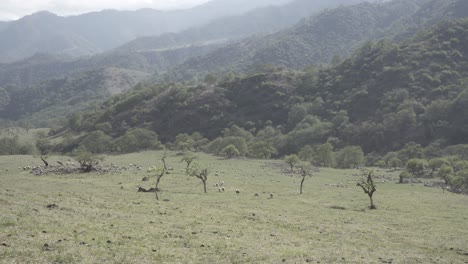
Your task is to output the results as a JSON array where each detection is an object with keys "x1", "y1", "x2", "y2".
[
  {"x1": 298, "y1": 162, "x2": 313, "y2": 194},
  {"x1": 148, "y1": 166, "x2": 166, "y2": 201},
  {"x1": 161, "y1": 150, "x2": 168, "y2": 171},
  {"x1": 186, "y1": 164, "x2": 209, "y2": 193},
  {"x1": 181, "y1": 152, "x2": 197, "y2": 169},
  {"x1": 357, "y1": 171, "x2": 377, "y2": 209},
  {"x1": 40, "y1": 155, "x2": 49, "y2": 167}
]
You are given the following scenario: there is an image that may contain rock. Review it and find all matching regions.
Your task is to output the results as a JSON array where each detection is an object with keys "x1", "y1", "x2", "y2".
[
  {"x1": 1, "y1": 243, "x2": 9, "y2": 247},
  {"x1": 107, "y1": 240, "x2": 112, "y2": 244},
  {"x1": 46, "y1": 204, "x2": 58, "y2": 209}
]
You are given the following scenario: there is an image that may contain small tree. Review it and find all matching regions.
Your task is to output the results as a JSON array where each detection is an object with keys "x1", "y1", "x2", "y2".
[
  {"x1": 357, "y1": 171, "x2": 377, "y2": 209},
  {"x1": 285, "y1": 154, "x2": 300, "y2": 173},
  {"x1": 298, "y1": 162, "x2": 313, "y2": 194},
  {"x1": 399, "y1": 170, "x2": 411, "y2": 184},
  {"x1": 437, "y1": 165, "x2": 453, "y2": 185},
  {"x1": 428, "y1": 158, "x2": 450, "y2": 177},
  {"x1": 147, "y1": 166, "x2": 166, "y2": 201},
  {"x1": 222, "y1": 144, "x2": 240, "y2": 159},
  {"x1": 186, "y1": 164, "x2": 209, "y2": 193},
  {"x1": 181, "y1": 152, "x2": 197, "y2": 169},
  {"x1": 73, "y1": 148, "x2": 103, "y2": 173},
  {"x1": 161, "y1": 150, "x2": 169, "y2": 171}
]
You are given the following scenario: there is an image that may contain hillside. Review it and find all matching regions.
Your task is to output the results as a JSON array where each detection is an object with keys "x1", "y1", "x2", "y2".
[
  {"x1": 0, "y1": 0, "x2": 291, "y2": 63},
  {"x1": 0, "y1": 67, "x2": 149, "y2": 127},
  {"x1": 162, "y1": 0, "x2": 467, "y2": 81},
  {"x1": 67, "y1": 18, "x2": 468, "y2": 155},
  {"x1": 116, "y1": 0, "x2": 366, "y2": 54},
  {"x1": 0, "y1": 0, "x2": 363, "y2": 89}
]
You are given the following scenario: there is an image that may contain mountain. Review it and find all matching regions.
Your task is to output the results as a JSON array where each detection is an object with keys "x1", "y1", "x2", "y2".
[
  {"x1": 0, "y1": 0, "x2": 363, "y2": 88},
  {"x1": 116, "y1": 0, "x2": 367, "y2": 54},
  {"x1": 66, "y1": 18, "x2": 468, "y2": 155},
  {"x1": 162, "y1": 0, "x2": 467, "y2": 81},
  {"x1": 0, "y1": 0, "x2": 292, "y2": 63},
  {"x1": 0, "y1": 67, "x2": 149, "y2": 127}
]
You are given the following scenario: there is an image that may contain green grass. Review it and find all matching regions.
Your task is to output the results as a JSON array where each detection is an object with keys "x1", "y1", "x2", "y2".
[{"x1": 0, "y1": 151, "x2": 467, "y2": 263}]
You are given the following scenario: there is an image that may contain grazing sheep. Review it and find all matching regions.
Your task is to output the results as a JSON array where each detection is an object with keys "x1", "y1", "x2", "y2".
[
  {"x1": 269, "y1": 193, "x2": 274, "y2": 199},
  {"x1": 221, "y1": 187, "x2": 225, "y2": 192},
  {"x1": 235, "y1": 189, "x2": 240, "y2": 195}
]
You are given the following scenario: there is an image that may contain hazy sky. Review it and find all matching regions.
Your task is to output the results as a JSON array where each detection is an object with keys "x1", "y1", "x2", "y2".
[{"x1": 0, "y1": 0, "x2": 212, "y2": 21}]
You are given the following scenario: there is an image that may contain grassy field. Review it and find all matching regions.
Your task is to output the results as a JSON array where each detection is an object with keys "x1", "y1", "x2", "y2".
[{"x1": 0, "y1": 151, "x2": 467, "y2": 263}]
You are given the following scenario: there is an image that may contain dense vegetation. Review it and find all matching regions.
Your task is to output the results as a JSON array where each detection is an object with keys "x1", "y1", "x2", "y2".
[{"x1": 162, "y1": 0, "x2": 467, "y2": 81}]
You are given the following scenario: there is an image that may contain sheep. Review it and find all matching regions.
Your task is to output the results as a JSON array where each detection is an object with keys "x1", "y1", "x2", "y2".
[
  {"x1": 218, "y1": 188, "x2": 222, "y2": 192},
  {"x1": 269, "y1": 193, "x2": 274, "y2": 199},
  {"x1": 221, "y1": 187, "x2": 225, "y2": 192},
  {"x1": 235, "y1": 189, "x2": 240, "y2": 195}
]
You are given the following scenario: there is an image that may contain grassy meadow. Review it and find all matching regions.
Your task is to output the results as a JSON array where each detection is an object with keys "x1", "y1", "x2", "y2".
[{"x1": 0, "y1": 151, "x2": 467, "y2": 263}]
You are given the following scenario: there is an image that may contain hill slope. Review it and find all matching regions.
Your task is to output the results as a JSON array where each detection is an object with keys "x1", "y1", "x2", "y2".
[
  {"x1": 163, "y1": 0, "x2": 467, "y2": 81},
  {"x1": 68, "y1": 18, "x2": 468, "y2": 154},
  {"x1": 116, "y1": 0, "x2": 367, "y2": 54}
]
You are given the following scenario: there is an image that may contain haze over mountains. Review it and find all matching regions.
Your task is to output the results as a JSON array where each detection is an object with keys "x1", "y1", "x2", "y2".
[{"x1": 0, "y1": 0, "x2": 292, "y2": 63}]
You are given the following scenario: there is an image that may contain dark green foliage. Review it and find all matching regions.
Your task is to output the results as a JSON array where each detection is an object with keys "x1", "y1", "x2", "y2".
[
  {"x1": 114, "y1": 128, "x2": 160, "y2": 153},
  {"x1": 335, "y1": 146, "x2": 364, "y2": 169},
  {"x1": 81, "y1": 131, "x2": 113, "y2": 154},
  {"x1": 248, "y1": 141, "x2": 276, "y2": 159},
  {"x1": 406, "y1": 159, "x2": 427, "y2": 177}
]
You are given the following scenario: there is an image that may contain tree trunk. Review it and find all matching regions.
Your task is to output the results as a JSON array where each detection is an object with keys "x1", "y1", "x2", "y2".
[
  {"x1": 290, "y1": 164, "x2": 294, "y2": 173},
  {"x1": 40, "y1": 156, "x2": 49, "y2": 167},
  {"x1": 369, "y1": 195, "x2": 376, "y2": 209},
  {"x1": 300, "y1": 176, "x2": 305, "y2": 194},
  {"x1": 202, "y1": 179, "x2": 207, "y2": 193},
  {"x1": 155, "y1": 177, "x2": 161, "y2": 201}
]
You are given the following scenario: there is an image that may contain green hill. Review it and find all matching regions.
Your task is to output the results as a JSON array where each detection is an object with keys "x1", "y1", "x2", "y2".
[
  {"x1": 162, "y1": 0, "x2": 467, "y2": 81},
  {"x1": 68, "y1": 18, "x2": 468, "y2": 155}
]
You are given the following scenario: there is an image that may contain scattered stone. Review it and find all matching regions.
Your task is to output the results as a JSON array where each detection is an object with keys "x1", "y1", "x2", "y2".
[
  {"x1": 42, "y1": 243, "x2": 50, "y2": 251},
  {"x1": 192, "y1": 232, "x2": 197, "y2": 235},
  {"x1": 1, "y1": 243, "x2": 9, "y2": 247},
  {"x1": 152, "y1": 249, "x2": 157, "y2": 252},
  {"x1": 46, "y1": 204, "x2": 58, "y2": 209},
  {"x1": 142, "y1": 177, "x2": 149, "y2": 182},
  {"x1": 107, "y1": 240, "x2": 112, "y2": 244},
  {"x1": 79, "y1": 242, "x2": 86, "y2": 245},
  {"x1": 138, "y1": 187, "x2": 157, "y2": 193},
  {"x1": 42, "y1": 230, "x2": 47, "y2": 234},
  {"x1": 163, "y1": 199, "x2": 170, "y2": 202}
]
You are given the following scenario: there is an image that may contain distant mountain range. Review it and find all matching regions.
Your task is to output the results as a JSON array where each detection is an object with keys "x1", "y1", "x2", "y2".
[
  {"x1": 162, "y1": 0, "x2": 468, "y2": 81},
  {"x1": 0, "y1": 0, "x2": 362, "y2": 88},
  {"x1": 0, "y1": 0, "x2": 292, "y2": 63}
]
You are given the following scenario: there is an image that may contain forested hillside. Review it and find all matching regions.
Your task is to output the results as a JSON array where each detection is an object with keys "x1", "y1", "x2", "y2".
[
  {"x1": 162, "y1": 0, "x2": 467, "y2": 81},
  {"x1": 66, "y1": 19, "x2": 468, "y2": 158},
  {"x1": 116, "y1": 0, "x2": 366, "y2": 54},
  {"x1": 0, "y1": 67, "x2": 149, "y2": 127}
]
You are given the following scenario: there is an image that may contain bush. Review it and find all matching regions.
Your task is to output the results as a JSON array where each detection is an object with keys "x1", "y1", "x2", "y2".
[{"x1": 114, "y1": 128, "x2": 161, "y2": 153}]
